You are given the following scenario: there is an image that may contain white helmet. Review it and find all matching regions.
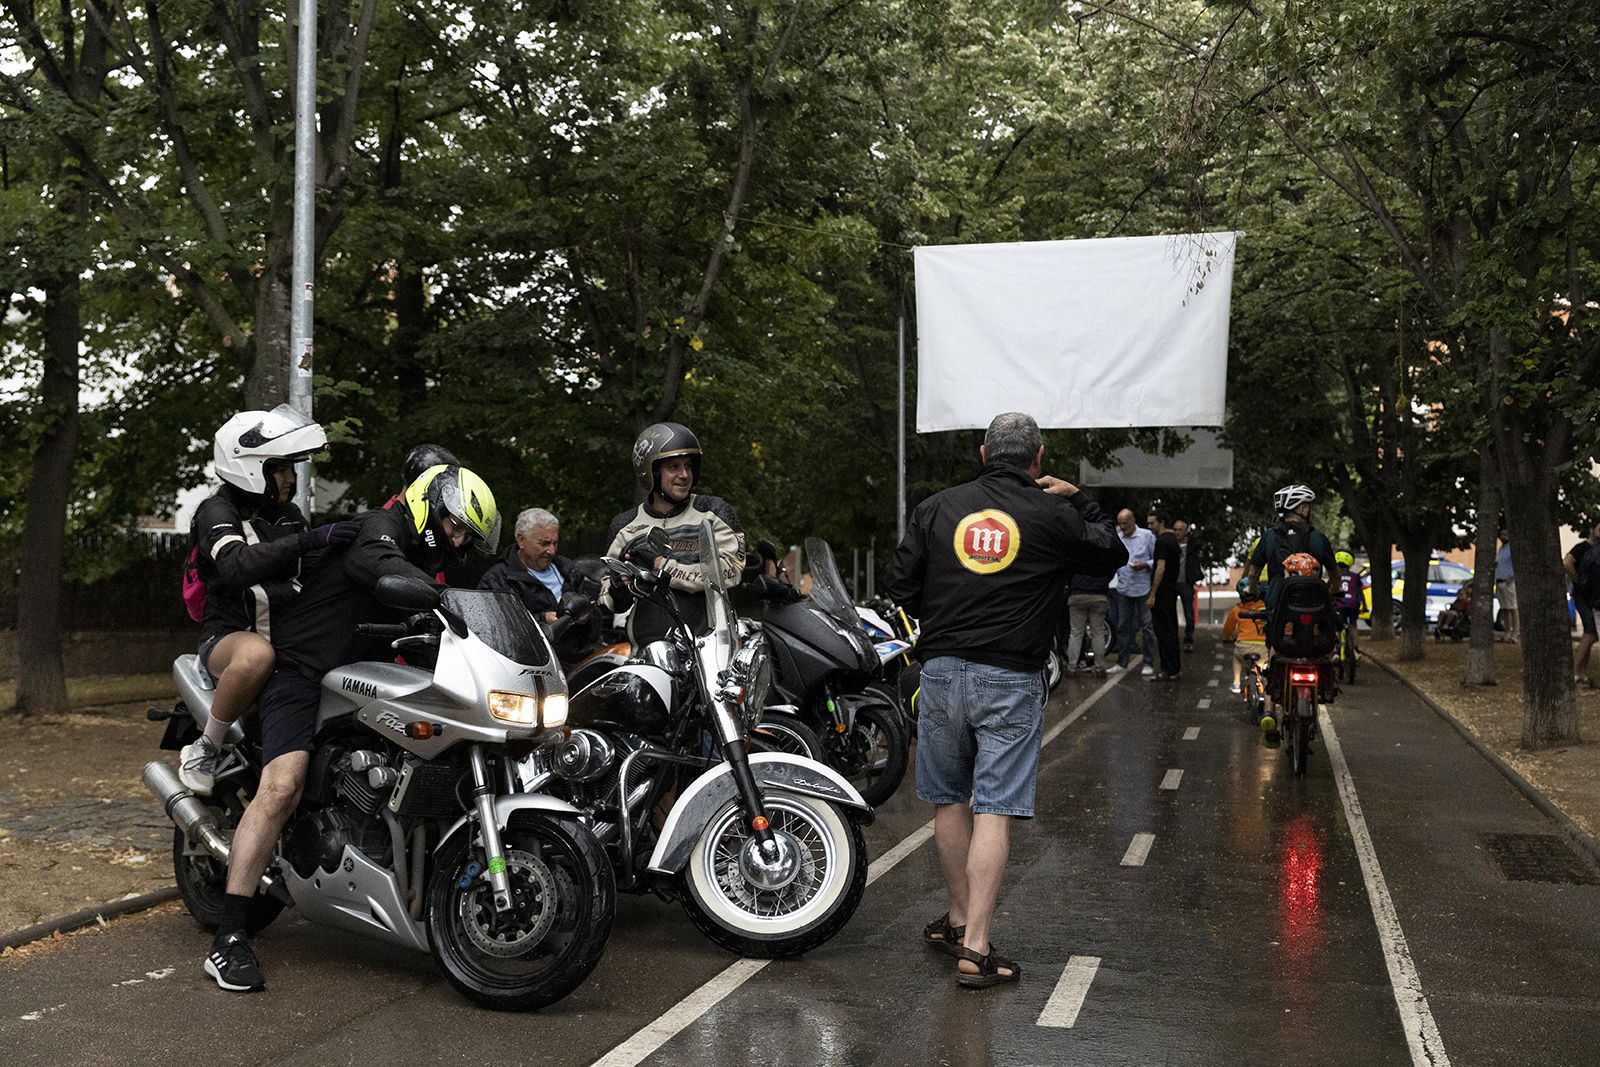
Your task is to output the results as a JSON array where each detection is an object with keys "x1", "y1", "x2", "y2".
[
  {"x1": 1273, "y1": 484, "x2": 1317, "y2": 516},
  {"x1": 213, "y1": 405, "x2": 327, "y2": 497}
]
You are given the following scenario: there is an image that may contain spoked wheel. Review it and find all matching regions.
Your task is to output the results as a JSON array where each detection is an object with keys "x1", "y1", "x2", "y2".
[
  {"x1": 826, "y1": 701, "x2": 908, "y2": 808},
  {"x1": 427, "y1": 816, "x2": 614, "y2": 1011},
  {"x1": 750, "y1": 711, "x2": 824, "y2": 761},
  {"x1": 171, "y1": 795, "x2": 284, "y2": 935},
  {"x1": 1342, "y1": 632, "x2": 1358, "y2": 684},
  {"x1": 678, "y1": 791, "x2": 866, "y2": 958}
]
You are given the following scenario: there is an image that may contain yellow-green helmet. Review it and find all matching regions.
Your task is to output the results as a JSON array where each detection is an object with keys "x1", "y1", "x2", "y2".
[{"x1": 404, "y1": 464, "x2": 501, "y2": 554}]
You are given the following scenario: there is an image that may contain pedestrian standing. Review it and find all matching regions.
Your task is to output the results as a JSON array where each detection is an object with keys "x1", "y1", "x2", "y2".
[
  {"x1": 1065, "y1": 568, "x2": 1112, "y2": 677},
  {"x1": 1566, "y1": 521, "x2": 1600, "y2": 684},
  {"x1": 1173, "y1": 519, "x2": 1200, "y2": 651},
  {"x1": 885, "y1": 413, "x2": 1125, "y2": 989},
  {"x1": 1110, "y1": 509, "x2": 1157, "y2": 674},
  {"x1": 1495, "y1": 529, "x2": 1518, "y2": 643},
  {"x1": 1146, "y1": 510, "x2": 1182, "y2": 680}
]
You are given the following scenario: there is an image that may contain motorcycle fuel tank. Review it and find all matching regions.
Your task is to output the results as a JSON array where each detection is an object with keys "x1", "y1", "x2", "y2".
[{"x1": 566, "y1": 664, "x2": 675, "y2": 735}]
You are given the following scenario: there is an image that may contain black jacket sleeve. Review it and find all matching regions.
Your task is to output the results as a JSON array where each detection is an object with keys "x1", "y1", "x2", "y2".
[
  {"x1": 343, "y1": 508, "x2": 438, "y2": 590},
  {"x1": 1057, "y1": 491, "x2": 1127, "y2": 576},
  {"x1": 884, "y1": 502, "x2": 932, "y2": 617},
  {"x1": 196, "y1": 496, "x2": 309, "y2": 592}
]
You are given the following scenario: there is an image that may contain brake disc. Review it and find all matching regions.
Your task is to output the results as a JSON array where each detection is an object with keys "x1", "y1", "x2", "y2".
[{"x1": 458, "y1": 847, "x2": 558, "y2": 957}]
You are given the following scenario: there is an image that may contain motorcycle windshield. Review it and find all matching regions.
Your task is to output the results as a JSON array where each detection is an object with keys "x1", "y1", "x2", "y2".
[
  {"x1": 700, "y1": 519, "x2": 733, "y2": 639},
  {"x1": 804, "y1": 537, "x2": 857, "y2": 629},
  {"x1": 441, "y1": 589, "x2": 551, "y2": 667}
]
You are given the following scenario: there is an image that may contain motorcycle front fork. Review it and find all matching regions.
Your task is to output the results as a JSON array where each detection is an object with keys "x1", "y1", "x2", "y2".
[{"x1": 467, "y1": 745, "x2": 514, "y2": 911}]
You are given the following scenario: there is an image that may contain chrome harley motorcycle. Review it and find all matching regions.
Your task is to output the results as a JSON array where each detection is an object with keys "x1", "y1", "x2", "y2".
[
  {"x1": 145, "y1": 577, "x2": 614, "y2": 1011},
  {"x1": 520, "y1": 524, "x2": 872, "y2": 957}
]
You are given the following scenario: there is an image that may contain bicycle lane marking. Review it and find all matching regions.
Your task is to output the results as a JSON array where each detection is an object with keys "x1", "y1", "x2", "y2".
[
  {"x1": 587, "y1": 669, "x2": 1132, "y2": 1067},
  {"x1": 1319, "y1": 708, "x2": 1452, "y2": 1067}
]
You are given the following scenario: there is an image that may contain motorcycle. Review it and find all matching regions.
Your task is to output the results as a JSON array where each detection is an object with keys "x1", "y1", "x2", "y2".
[
  {"x1": 144, "y1": 577, "x2": 614, "y2": 1011},
  {"x1": 520, "y1": 524, "x2": 872, "y2": 957},
  {"x1": 753, "y1": 538, "x2": 910, "y2": 808}
]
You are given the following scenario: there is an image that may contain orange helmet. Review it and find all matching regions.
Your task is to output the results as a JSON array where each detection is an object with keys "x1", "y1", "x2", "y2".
[{"x1": 1282, "y1": 552, "x2": 1322, "y2": 577}]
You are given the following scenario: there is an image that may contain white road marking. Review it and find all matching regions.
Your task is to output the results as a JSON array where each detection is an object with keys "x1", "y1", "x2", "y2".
[
  {"x1": 1159, "y1": 769, "x2": 1184, "y2": 790},
  {"x1": 1320, "y1": 709, "x2": 1452, "y2": 1067},
  {"x1": 1206, "y1": 678, "x2": 1219, "y2": 688},
  {"x1": 1036, "y1": 955, "x2": 1102, "y2": 1028},
  {"x1": 20, "y1": 1004, "x2": 66, "y2": 1022},
  {"x1": 1183, "y1": 727, "x2": 1200, "y2": 741},
  {"x1": 1211, "y1": 663, "x2": 1222, "y2": 672},
  {"x1": 1120, "y1": 833, "x2": 1155, "y2": 866},
  {"x1": 589, "y1": 671, "x2": 1132, "y2": 1067},
  {"x1": 1197, "y1": 698, "x2": 1211, "y2": 709}
]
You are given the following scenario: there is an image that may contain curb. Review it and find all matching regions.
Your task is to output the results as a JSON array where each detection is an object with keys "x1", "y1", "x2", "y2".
[
  {"x1": 0, "y1": 887, "x2": 179, "y2": 953},
  {"x1": 1365, "y1": 651, "x2": 1600, "y2": 870}
]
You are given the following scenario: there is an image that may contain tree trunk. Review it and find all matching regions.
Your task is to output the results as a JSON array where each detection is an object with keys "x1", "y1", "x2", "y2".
[
  {"x1": 13, "y1": 275, "x2": 82, "y2": 717},
  {"x1": 1367, "y1": 521, "x2": 1396, "y2": 642},
  {"x1": 1462, "y1": 444, "x2": 1500, "y2": 686},
  {"x1": 246, "y1": 258, "x2": 293, "y2": 409},
  {"x1": 1501, "y1": 479, "x2": 1578, "y2": 748},
  {"x1": 1398, "y1": 539, "x2": 1430, "y2": 661}
]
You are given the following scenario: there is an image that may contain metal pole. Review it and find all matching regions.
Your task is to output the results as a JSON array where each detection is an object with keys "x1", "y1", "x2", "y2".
[
  {"x1": 897, "y1": 299, "x2": 906, "y2": 544},
  {"x1": 866, "y1": 541, "x2": 875, "y2": 602},
  {"x1": 289, "y1": 0, "x2": 318, "y2": 517}
]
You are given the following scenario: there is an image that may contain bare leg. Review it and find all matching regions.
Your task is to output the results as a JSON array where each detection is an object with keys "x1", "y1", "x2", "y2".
[
  {"x1": 207, "y1": 632, "x2": 275, "y2": 734},
  {"x1": 933, "y1": 802, "x2": 973, "y2": 927},
  {"x1": 958, "y1": 813, "x2": 1015, "y2": 975},
  {"x1": 226, "y1": 751, "x2": 309, "y2": 896}
]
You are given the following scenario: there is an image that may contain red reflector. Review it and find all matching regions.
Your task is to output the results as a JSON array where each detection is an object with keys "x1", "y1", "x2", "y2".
[
  {"x1": 1290, "y1": 669, "x2": 1319, "y2": 685},
  {"x1": 1299, "y1": 613, "x2": 1314, "y2": 624},
  {"x1": 751, "y1": 816, "x2": 770, "y2": 832}
]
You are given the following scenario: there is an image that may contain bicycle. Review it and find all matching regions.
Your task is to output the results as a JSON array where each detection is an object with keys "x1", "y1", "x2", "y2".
[
  {"x1": 1240, "y1": 650, "x2": 1267, "y2": 724},
  {"x1": 1242, "y1": 590, "x2": 1338, "y2": 776},
  {"x1": 1336, "y1": 619, "x2": 1358, "y2": 684}
]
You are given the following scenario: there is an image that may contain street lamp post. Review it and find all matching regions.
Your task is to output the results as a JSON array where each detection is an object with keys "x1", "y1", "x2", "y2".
[{"x1": 289, "y1": 0, "x2": 317, "y2": 517}]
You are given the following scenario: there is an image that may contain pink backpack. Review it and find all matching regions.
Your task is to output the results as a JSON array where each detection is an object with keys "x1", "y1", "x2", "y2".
[{"x1": 181, "y1": 545, "x2": 206, "y2": 623}]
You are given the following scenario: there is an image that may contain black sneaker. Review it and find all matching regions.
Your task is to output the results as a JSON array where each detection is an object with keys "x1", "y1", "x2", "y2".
[{"x1": 205, "y1": 931, "x2": 265, "y2": 992}]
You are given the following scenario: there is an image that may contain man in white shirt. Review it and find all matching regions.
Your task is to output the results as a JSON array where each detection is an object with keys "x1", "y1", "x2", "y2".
[{"x1": 1110, "y1": 509, "x2": 1157, "y2": 674}]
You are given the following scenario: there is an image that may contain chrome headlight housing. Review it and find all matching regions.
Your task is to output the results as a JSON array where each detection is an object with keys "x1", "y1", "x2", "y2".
[{"x1": 724, "y1": 639, "x2": 773, "y2": 733}]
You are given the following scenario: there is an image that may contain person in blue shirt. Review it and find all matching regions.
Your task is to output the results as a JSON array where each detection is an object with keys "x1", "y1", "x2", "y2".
[
  {"x1": 479, "y1": 507, "x2": 572, "y2": 624},
  {"x1": 1495, "y1": 529, "x2": 1519, "y2": 643}
]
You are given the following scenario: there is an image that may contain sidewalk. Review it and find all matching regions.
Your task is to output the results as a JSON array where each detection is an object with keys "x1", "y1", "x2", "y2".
[
  {"x1": 1365, "y1": 636, "x2": 1600, "y2": 839},
  {"x1": 0, "y1": 677, "x2": 179, "y2": 942}
]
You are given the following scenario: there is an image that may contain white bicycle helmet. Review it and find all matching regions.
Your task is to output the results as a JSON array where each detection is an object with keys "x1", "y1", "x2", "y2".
[
  {"x1": 213, "y1": 405, "x2": 327, "y2": 497},
  {"x1": 1273, "y1": 483, "x2": 1317, "y2": 516}
]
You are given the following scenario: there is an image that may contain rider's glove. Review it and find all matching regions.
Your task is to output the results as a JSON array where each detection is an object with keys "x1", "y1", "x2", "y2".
[{"x1": 302, "y1": 521, "x2": 361, "y2": 552}]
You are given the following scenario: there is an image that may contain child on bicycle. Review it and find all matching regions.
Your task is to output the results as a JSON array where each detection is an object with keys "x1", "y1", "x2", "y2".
[
  {"x1": 1223, "y1": 579, "x2": 1269, "y2": 694},
  {"x1": 1333, "y1": 550, "x2": 1362, "y2": 657}
]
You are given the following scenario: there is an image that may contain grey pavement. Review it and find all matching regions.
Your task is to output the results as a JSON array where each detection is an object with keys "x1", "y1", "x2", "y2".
[{"x1": 2, "y1": 633, "x2": 1598, "y2": 1066}]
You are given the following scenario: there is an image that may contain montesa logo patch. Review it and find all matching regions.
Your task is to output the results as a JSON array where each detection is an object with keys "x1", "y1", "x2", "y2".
[
  {"x1": 952, "y1": 510, "x2": 1021, "y2": 574},
  {"x1": 341, "y1": 677, "x2": 379, "y2": 700}
]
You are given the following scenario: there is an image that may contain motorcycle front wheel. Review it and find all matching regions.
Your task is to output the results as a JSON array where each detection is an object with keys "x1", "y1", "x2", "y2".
[
  {"x1": 829, "y1": 701, "x2": 909, "y2": 808},
  {"x1": 427, "y1": 816, "x2": 614, "y2": 1012},
  {"x1": 750, "y1": 711, "x2": 824, "y2": 761},
  {"x1": 678, "y1": 791, "x2": 866, "y2": 958}
]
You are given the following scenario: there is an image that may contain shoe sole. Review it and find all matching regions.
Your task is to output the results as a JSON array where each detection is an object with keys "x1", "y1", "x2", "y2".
[
  {"x1": 204, "y1": 958, "x2": 264, "y2": 993},
  {"x1": 177, "y1": 770, "x2": 214, "y2": 796}
]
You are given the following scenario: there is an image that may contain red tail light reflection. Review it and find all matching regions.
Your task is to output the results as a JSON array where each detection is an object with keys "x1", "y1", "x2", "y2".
[{"x1": 1279, "y1": 814, "x2": 1324, "y2": 942}]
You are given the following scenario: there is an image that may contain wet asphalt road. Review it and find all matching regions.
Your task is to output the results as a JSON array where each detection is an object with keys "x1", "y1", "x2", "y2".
[{"x1": 4, "y1": 633, "x2": 1599, "y2": 1066}]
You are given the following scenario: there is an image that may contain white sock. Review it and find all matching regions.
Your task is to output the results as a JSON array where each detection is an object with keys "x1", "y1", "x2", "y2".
[{"x1": 202, "y1": 715, "x2": 230, "y2": 747}]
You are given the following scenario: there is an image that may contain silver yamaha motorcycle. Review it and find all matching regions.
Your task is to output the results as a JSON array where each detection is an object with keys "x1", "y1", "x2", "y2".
[
  {"x1": 520, "y1": 524, "x2": 872, "y2": 957},
  {"x1": 144, "y1": 578, "x2": 614, "y2": 1011}
]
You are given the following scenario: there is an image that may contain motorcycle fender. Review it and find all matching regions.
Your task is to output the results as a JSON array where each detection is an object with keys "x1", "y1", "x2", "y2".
[
  {"x1": 434, "y1": 794, "x2": 585, "y2": 857},
  {"x1": 646, "y1": 752, "x2": 874, "y2": 876}
]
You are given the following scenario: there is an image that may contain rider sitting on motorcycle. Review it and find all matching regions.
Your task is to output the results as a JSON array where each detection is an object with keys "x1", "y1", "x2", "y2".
[
  {"x1": 600, "y1": 422, "x2": 746, "y2": 646},
  {"x1": 201, "y1": 463, "x2": 499, "y2": 994},
  {"x1": 180, "y1": 407, "x2": 350, "y2": 798}
]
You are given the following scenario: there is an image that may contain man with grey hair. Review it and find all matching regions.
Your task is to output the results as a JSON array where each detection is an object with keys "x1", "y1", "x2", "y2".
[
  {"x1": 886, "y1": 411, "x2": 1125, "y2": 990},
  {"x1": 479, "y1": 506, "x2": 572, "y2": 624}
]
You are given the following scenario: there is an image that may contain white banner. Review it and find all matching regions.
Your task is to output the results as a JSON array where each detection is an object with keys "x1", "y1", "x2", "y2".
[
  {"x1": 913, "y1": 233, "x2": 1236, "y2": 432},
  {"x1": 1078, "y1": 428, "x2": 1235, "y2": 489}
]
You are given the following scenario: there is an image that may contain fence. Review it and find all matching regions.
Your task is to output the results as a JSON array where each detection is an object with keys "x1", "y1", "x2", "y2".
[{"x1": 1, "y1": 531, "x2": 194, "y2": 631}]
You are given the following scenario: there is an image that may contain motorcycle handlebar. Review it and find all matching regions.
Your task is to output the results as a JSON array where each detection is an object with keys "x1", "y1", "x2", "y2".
[{"x1": 356, "y1": 623, "x2": 409, "y2": 637}]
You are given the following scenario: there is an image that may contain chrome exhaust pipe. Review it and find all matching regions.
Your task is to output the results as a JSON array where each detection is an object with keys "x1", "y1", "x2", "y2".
[{"x1": 144, "y1": 761, "x2": 232, "y2": 864}]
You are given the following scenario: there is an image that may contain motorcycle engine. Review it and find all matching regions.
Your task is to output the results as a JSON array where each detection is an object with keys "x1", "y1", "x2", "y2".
[
  {"x1": 284, "y1": 749, "x2": 398, "y2": 878},
  {"x1": 550, "y1": 729, "x2": 616, "y2": 782}
]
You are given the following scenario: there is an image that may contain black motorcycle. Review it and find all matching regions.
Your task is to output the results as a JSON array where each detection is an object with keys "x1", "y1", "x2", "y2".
[
  {"x1": 752, "y1": 538, "x2": 910, "y2": 809},
  {"x1": 519, "y1": 524, "x2": 872, "y2": 957}
]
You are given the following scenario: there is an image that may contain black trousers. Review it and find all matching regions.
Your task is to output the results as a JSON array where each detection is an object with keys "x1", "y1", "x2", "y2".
[
  {"x1": 1153, "y1": 587, "x2": 1181, "y2": 676},
  {"x1": 1177, "y1": 582, "x2": 1197, "y2": 643}
]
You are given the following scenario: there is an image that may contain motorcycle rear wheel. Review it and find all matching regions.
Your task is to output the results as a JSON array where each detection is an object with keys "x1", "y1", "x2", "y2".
[
  {"x1": 678, "y1": 791, "x2": 866, "y2": 958},
  {"x1": 170, "y1": 798, "x2": 284, "y2": 936},
  {"x1": 427, "y1": 816, "x2": 614, "y2": 1012}
]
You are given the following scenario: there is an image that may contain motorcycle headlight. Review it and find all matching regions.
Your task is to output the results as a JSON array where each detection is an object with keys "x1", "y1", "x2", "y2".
[
  {"x1": 541, "y1": 693, "x2": 568, "y2": 729},
  {"x1": 725, "y1": 641, "x2": 772, "y2": 732},
  {"x1": 488, "y1": 690, "x2": 538, "y2": 726}
]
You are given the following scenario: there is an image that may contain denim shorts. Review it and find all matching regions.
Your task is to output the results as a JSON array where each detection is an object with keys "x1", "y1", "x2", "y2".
[{"x1": 915, "y1": 656, "x2": 1045, "y2": 818}]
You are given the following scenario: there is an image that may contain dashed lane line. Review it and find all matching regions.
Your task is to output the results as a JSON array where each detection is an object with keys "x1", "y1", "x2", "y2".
[
  {"x1": 1206, "y1": 678, "x2": 1219, "y2": 688},
  {"x1": 1159, "y1": 769, "x2": 1184, "y2": 791},
  {"x1": 1320, "y1": 709, "x2": 1452, "y2": 1067},
  {"x1": 1197, "y1": 698, "x2": 1211, "y2": 709},
  {"x1": 1036, "y1": 956, "x2": 1102, "y2": 1028},
  {"x1": 588, "y1": 670, "x2": 1133, "y2": 1067},
  {"x1": 1183, "y1": 727, "x2": 1200, "y2": 741},
  {"x1": 1120, "y1": 833, "x2": 1155, "y2": 866}
]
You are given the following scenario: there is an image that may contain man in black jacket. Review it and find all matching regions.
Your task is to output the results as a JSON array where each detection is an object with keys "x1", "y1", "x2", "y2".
[
  {"x1": 886, "y1": 412, "x2": 1125, "y2": 989},
  {"x1": 480, "y1": 507, "x2": 573, "y2": 624}
]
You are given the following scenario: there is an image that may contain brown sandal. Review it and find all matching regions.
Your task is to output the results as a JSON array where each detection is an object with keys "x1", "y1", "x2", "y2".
[
  {"x1": 955, "y1": 944, "x2": 1021, "y2": 989},
  {"x1": 922, "y1": 913, "x2": 965, "y2": 956}
]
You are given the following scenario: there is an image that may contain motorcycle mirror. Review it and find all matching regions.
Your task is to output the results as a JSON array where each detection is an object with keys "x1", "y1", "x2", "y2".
[
  {"x1": 645, "y1": 526, "x2": 672, "y2": 555},
  {"x1": 375, "y1": 574, "x2": 443, "y2": 612}
]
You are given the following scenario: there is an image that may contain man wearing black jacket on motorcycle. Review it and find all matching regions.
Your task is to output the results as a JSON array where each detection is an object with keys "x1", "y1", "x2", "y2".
[
  {"x1": 202, "y1": 463, "x2": 500, "y2": 993},
  {"x1": 886, "y1": 412, "x2": 1125, "y2": 990}
]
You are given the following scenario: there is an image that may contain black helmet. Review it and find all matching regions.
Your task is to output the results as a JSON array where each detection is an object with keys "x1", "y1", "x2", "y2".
[
  {"x1": 631, "y1": 422, "x2": 702, "y2": 494},
  {"x1": 401, "y1": 443, "x2": 460, "y2": 492}
]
